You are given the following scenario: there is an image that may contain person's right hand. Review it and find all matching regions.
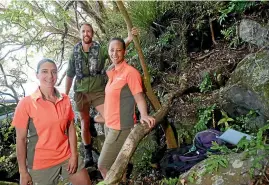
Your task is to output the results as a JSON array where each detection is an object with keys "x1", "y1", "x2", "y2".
[{"x1": 20, "y1": 171, "x2": 32, "y2": 185}]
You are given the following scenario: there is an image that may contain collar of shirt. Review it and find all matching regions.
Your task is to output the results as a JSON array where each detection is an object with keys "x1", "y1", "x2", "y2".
[
  {"x1": 31, "y1": 87, "x2": 63, "y2": 102},
  {"x1": 106, "y1": 60, "x2": 127, "y2": 79}
]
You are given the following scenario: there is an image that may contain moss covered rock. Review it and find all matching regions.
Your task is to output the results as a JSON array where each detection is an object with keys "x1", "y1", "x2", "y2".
[
  {"x1": 239, "y1": 19, "x2": 269, "y2": 48},
  {"x1": 220, "y1": 50, "x2": 269, "y2": 129},
  {"x1": 179, "y1": 152, "x2": 263, "y2": 185}
]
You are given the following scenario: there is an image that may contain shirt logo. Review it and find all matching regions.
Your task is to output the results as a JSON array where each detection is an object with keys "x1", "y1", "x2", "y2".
[{"x1": 115, "y1": 77, "x2": 124, "y2": 81}]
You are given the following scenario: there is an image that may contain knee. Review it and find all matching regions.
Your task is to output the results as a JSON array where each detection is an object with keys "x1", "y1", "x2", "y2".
[{"x1": 94, "y1": 114, "x2": 105, "y2": 123}]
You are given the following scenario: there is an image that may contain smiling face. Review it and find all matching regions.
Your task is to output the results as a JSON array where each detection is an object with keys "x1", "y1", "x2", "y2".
[
  {"x1": 36, "y1": 61, "x2": 57, "y2": 88},
  {"x1": 108, "y1": 40, "x2": 126, "y2": 65},
  {"x1": 80, "y1": 24, "x2": 93, "y2": 44}
]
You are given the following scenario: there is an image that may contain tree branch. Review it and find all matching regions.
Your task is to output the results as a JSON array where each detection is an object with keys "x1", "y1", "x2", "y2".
[
  {"x1": 56, "y1": 71, "x2": 66, "y2": 86},
  {"x1": 0, "y1": 91, "x2": 17, "y2": 102},
  {"x1": 0, "y1": 63, "x2": 19, "y2": 103}
]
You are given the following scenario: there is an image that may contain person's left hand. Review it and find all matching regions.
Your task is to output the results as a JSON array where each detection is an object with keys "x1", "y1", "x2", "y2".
[
  {"x1": 67, "y1": 154, "x2": 78, "y2": 174},
  {"x1": 140, "y1": 115, "x2": 156, "y2": 128}
]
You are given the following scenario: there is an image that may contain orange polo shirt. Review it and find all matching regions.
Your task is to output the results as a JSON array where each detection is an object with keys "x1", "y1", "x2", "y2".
[
  {"x1": 12, "y1": 88, "x2": 74, "y2": 170},
  {"x1": 104, "y1": 60, "x2": 143, "y2": 130}
]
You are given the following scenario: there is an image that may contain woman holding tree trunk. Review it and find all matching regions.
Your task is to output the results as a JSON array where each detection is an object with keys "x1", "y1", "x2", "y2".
[{"x1": 97, "y1": 38, "x2": 156, "y2": 179}]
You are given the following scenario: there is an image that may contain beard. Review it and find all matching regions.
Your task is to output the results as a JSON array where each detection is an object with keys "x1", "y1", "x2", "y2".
[{"x1": 83, "y1": 36, "x2": 92, "y2": 44}]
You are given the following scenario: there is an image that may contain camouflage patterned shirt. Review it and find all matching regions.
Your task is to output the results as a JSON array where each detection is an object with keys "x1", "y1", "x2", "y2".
[{"x1": 66, "y1": 41, "x2": 107, "y2": 93}]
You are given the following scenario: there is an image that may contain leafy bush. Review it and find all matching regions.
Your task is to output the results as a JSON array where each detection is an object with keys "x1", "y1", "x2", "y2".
[
  {"x1": 217, "y1": 110, "x2": 234, "y2": 130},
  {"x1": 199, "y1": 73, "x2": 212, "y2": 93},
  {"x1": 128, "y1": 1, "x2": 158, "y2": 31},
  {"x1": 218, "y1": 1, "x2": 257, "y2": 25},
  {"x1": 221, "y1": 25, "x2": 241, "y2": 48},
  {"x1": 161, "y1": 177, "x2": 178, "y2": 185},
  {"x1": 236, "y1": 123, "x2": 269, "y2": 177},
  {"x1": 0, "y1": 104, "x2": 16, "y2": 116},
  {"x1": 203, "y1": 154, "x2": 228, "y2": 174},
  {"x1": 194, "y1": 104, "x2": 216, "y2": 133},
  {"x1": 0, "y1": 117, "x2": 17, "y2": 179},
  {"x1": 131, "y1": 132, "x2": 158, "y2": 176},
  {"x1": 157, "y1": 26, "x2": 176, "y2": 48}
]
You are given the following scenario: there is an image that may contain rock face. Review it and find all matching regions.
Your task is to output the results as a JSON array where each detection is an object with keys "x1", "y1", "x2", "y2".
[
  {"x1": 179, "y1": 152, "x2": 255, "y2": 185},
  {"x1": 239, "y1": 19, "x2": 269, "y2": 48},
  {"x1": 219, "y1": 50, "x2": 269, "y2": 130}
]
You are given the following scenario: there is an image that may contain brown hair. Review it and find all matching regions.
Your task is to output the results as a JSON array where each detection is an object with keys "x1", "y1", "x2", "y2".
[
  {"x1": 79, "y1": 22, "x2": 93, "y2": 32},
  {"x1": 36, "y1": 58, "x2": 56, "y2": 74}
]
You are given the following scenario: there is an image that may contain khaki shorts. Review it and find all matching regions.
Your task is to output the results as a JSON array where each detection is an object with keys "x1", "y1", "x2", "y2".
[
  {"x1": 98, "y1": 126, "x2": 131, "y2": 170},
  {"x1": 74, "y1": 91, "x2": 105, "y2": 112},
  {"x1": 28, "y1": 157, "x2": 84, "y2": 185}
]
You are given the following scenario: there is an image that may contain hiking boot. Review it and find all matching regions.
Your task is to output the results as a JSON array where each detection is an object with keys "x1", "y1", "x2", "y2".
[
  {"x1": 89, "y1": 117, "x2": 98, "y2": 137},
  {"x1": 84, "y1": 145, "x2": 94, "y2": 168}
]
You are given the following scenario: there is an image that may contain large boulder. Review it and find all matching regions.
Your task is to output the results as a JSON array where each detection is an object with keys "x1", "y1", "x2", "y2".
[
  {"x1": 219, "y1": 50, "x2": 269, "y2": 129},
  {"x1": 179, "y1": 152, "x2": 264, "y2": 185},
  {"x1": 239, "y1": 19, "x2": 269, "y2": 48}
]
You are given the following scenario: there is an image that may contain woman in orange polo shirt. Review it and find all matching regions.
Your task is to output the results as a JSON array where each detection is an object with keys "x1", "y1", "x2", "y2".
[
  {"x1": 12, "y1": 59, "x2": 91, "y2": 185},
  {"x1": 98, "y1": 38, "x2": 156, "y2": 178}
]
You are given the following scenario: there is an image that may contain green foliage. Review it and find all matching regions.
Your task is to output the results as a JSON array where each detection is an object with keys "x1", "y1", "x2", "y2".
[
  {"x1": 128, "y1": 1, "x2": 158, "y2": 30},
  {"x1": 0, "y1": 116, "x2": 17, "y2": 179},
  {"x1": 217, "y1": 110, "x2": 234, "y2": 130},
  {"x1": 232, "y1": 110, "x2": 258, "y2": 133},
  {"x1": 221, "y1": 25, "x2": 241, "y2": 48},
  {"x1": 203, "y1": 154, "x2": 228, "y2": 174},
  {"x1": 0, "y1": 153, "x2": 18, "y2": 178},
  {"x1": 218, "y1": 1, "x2": 257, "y2": 25},
  {"x1": 0, "y1": 104, "x2": 16, "y2": 116},
  {"x1": 157, "y1": 26, "x2": 176, "y2": 48},
  {"x1": 96, "y1": 181, "x2": 107, "y2": 185},
  {"x1": 103, "y1": 9, "x2": 126, "y2": 42},
  {"x1": 188, "y1": 171, "x2": 198, "y2": 183},
  {"x1": 132, "y1": 133, "x2": 158, "y2": 175},
  {"x1": 210, "y1": 141, "x2": 231, "y2": 155},
  {"x1": 199, "y1": 73, "x2": 212, "y2": 93},
  {"x1": 177, "y1": 128, "x2": 192, "y2": 146},
  {"x1": 236, "y1": 123, "x2": 269, "y2": 177},
  {"x1": 161, "y1": 177, "x2": 178, "y2": 185},
  {"x1": 0, "y1": 119, "x2": 15, "y2": 145},
  {"x1": 194, "y1": 104, "x2": 216, "y2": 133}
]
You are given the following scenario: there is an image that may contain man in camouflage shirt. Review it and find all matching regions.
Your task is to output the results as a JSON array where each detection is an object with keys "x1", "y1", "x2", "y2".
[{"x1": 65, "y1": 23, "x2": 135, "y2": 167}]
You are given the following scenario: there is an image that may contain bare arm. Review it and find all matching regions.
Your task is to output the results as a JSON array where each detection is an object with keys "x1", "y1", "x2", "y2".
[
  {"x1": 65, "y1": 76, "x2": 74, "y2": 95},
  {"x1": 133, "y1": 92, "x2": 155, "y2": 128},
  {"x1": 67, "y1": 120, "x2": 78, "y2": 174},
  {"x1": 68, "y1": 120, "x2": 78, "y2": 156},
  {"x1": 16, "y1": 127, "x2": 32, "y2": 185},
  {"x1": 124, "y1": 27, "x2": 138, "y2": 48}
]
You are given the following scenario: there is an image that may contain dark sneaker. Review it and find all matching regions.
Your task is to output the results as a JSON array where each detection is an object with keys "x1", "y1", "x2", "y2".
[{"x1": 89, "y1": 117, "x2": 98, "y2": 137}]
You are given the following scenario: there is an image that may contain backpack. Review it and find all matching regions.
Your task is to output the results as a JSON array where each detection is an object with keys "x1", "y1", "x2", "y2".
[{"x1": 159, "y1": 129, "x2": 223, "y2": 178}]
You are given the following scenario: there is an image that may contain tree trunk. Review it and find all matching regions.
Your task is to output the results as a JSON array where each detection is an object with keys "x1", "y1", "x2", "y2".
[
  {"x1": 104, "y1": 74, "x2": 188, "y2": 184},
  {"x1": 115, "y1": 1, "x2": 177, "y2": 149},
  {"x1": 209, "y1": 18, "x2": 217, "y2": 45}
]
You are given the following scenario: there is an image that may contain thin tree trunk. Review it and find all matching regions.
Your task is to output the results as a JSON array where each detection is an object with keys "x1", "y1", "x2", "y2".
[
  {"x1": 116, "y1": 1, "x2": 177, "y2": 149},
  {"x1": 104, "y1": 74, "x2": 188, "y2": 184},
  {"x1": 209, "y1": 18, "x2": 217, "y2": 45}
]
